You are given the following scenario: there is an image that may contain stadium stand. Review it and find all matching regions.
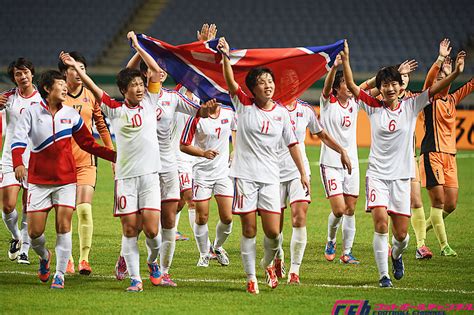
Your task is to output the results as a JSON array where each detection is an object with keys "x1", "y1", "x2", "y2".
[
  {"x1": 0, "y1": 0, "x2": 144, "y2": 67},
  {"x1": 144, "y1": 0, "x2": 474, "y2": 73}
]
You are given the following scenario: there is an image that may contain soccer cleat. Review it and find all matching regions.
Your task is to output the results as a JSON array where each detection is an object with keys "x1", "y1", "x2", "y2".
[
  {"x1": 440, "y1": 245, "x2": 457, "y2": 257},
  {"x1": 66, "y1": 259, "x2": 75, "y2": 274},
  {"x1": 148, "y1": 262, "x2": 162, "y2": 286},
  {"x1": 175, "y1": 231, "x2": 189, "y2": 241},
  {"x1": 287, "y1": 273, "x2": 300, "y2": 285},
  {"x1": 379, "y1": 276, "x2": 393, "y2": 288},
  {"x1": 209, "y1": 245, "x2": 217, "y2": 260},
  {"x1": 196, "y1": 254, "x2": 210, "y2": 267},
  {"x1": 264, "y1": 265, "x2": 278, "y2": 289},
  {"x1": 213, "y1": 247, "x2": 230, "y2": 266},
  {"x1": 17, "y1": 253, "x2": 30, "y2": 265},
  {"x1": 50, "y1": 275, "x2": 64, "y2": 289},
  {"x1": 246, "y1": 279, "x2": 259, "y2": 294},
  {"x1": 158, "y1": 273, "x2": 177, "y2": 287},
  {"x1": 274, "y1": 258, "x2": 286, "y2": 278},
  {"x1": 38, "y1": 250, "x2": 52, "y2": 283},
  {"x1": 324, "y1": 241, "x2": 336, "y2": 261},
  {"x1": 79, "y1": 260, "x2": 92, "y2": 275},
  {"x1": 8, "y1": 239, "x2": 21, "y2": 260},
  {"x1": 391, "y1": 255, "x2": 405, "y2": 280},
  {"x1": 115, "y1": 255, "x2": 128, "y2": 281},
  {"x1": 126, "y1": 279, "x2": 143, "y2": 292},
  {"x1": 415, "y1": 245, "x2": 433, "y2": 260},
  {"x1": 340, "y1": 252, "x2": 360, "y2": 264}
]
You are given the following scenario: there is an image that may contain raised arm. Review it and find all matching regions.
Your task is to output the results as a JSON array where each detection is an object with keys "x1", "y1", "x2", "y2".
[
  {"x1": 60, "y1": 51, "x2": 103, "y2": 101},
  {"x1": 322, "y1": 55, "x2": 341, "y2": 98},
  {"x1": 429, "y1": 51, "x2": 466, "y2": 96},
  {"x1": 423, "y1": 38, "x2": 452, "y2": 90},
  {"x1": 197, "y1": 23, "x2": 217, "y2": 42},
  {"x1": 218, "y1": 37, "x2": 239, "y2": 95},
  {"x1": 126, "y1": 52, "x2": 141, "y2": 70},
  {"x1": 127, "y1": 31, "x2": 161, "y2": 84},
  {"x1": 340, "y1": 41, "x2": 360, "y2": 98}
]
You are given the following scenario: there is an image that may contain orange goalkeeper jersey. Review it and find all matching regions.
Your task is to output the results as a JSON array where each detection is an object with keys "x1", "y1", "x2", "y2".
[
  {"x1": 421, "y1": 65, "x2": 473, "y2": 154},
  {"x1": 64, "y1": 86, "x2": 114, "y2": 167}
]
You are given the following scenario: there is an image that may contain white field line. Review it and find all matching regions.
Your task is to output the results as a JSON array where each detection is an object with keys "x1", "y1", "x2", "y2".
[
  {"x1": 1, "y1": 270, "x2": 472, "y2": 295},
  {"x1": 310, "y1": 153, "x2": 474, "y2": 166}
]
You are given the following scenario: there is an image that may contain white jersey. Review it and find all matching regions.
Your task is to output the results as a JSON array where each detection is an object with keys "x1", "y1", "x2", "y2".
[
  {"x1": 279, "y1": 99, "x2": 323, "y2": 182},
  {"x1": 100, "y1": 91, "x2": 161, "y2": 180},
  {"x1": 181, "y1": 107, "x2": 234, "y2": 181},
  {"x1": 1, "y1": 88, "x2": 41, "y2": 172},
  {"x1": 319, "y1": 93, "x2": 360, "y2": 168},
  {"x1": 230, "y1": 87, "x2": 297, "y2": 184},
  {"x1": 156, "y1": 88, "x2": 200, "y2": 172},
  {"x1": 358, "y1": 89, "x2": 430, "y2": 180}
]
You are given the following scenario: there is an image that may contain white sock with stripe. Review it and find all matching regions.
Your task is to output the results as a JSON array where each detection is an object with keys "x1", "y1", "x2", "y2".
[{"x1": 241, "y1": 236, "x2": 256, "y2": 281}]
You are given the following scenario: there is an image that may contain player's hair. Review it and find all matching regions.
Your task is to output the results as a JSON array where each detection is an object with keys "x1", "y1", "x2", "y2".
[
  {"x1": 116, "y1": 68, "x2": 145, "y2": 95},
  {"x1": 38, "y1": 70, "x2": 66, "y2": 99},
  {"x1": 7, "y1": 57, "x2": 35, "y2": 84},
  {"x1": 58, "y1": 51, "x2": 87, "y2": 73},
  {"x1": 375, "y1": 66, "x2": 403, "y2": 90},
  {"x1": 332, "y1": 70, "x2": 344, "y2": 96},
  {"x1": 245, "y1": 67, "x2": 275, "y2": 95}
]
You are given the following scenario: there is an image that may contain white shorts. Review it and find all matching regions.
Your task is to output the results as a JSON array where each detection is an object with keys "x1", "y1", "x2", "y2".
[
  {"x1": 27, "y1": 183, "x2": 76, "y2": 212},
  {"x1": 365, "y1": 176, "x2": 411, "y2": 217},
  {"x1": 320, "y1": 165, "x2": 359, "y2": 198},
  {"x1": 280, "y1": 177, "x2": 311, "y2": 209},
  {"x1": 1, "y1": 171, "x2": 28, "y2": 190},
  {"x1": 193, "y1": 177, "x2": 234, "y2": 202},
  {"x1": 179, "y1": 171, "x2": 193, "y2": 193},
  {"x1": 232, "y1": 178, "x2": 280, "y2": 215},
  {"x1": 159, "y1": 170, "x2": 180, "y2": 202},
  {"x1": 114, "y1": 173, "x2": 161, "y2": 217}
]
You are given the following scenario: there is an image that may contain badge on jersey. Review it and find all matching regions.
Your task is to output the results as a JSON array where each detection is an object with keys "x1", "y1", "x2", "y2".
[
  {"x1": 296, "y1": 112, "x2": 303, "y2": 117},
  {"x1": 161, "y1": 101, "x2": 170, "y2": 106},
  {"x1": 221, "y1": 118, "x2": 229, "y2": 124},
  {"x1": 273, "y1": 116, "x2": 282, "y2": 121},
  {"x1": 60, "y1": 119, "x2": 72, "y2": 124}
]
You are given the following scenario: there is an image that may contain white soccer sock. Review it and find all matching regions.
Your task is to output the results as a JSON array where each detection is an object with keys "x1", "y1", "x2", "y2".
[
  {"x1": 160, "y1": 228, "x2": 176, "y2": 274},
  {"x1": 194, "y1": 223, "x2": 209, "y2": 256},
  {"x1": 290, "y1": 227, "x2": 307, "y2": 275},
  {"x1": 392, "y1": 234, "x2": 409, "y2": 260},
  {"x1": 214, "y1": 220, "x2": 232, "y2": 249},
  {"x1": 31, "y1": 234, "x2": 48, "y2": 260},
  {"x1": 188, "y1": 208, "x2": 196, "y2": 231},
  {"x1": 276, "y1": 231, "x2": 284, "y2": 260},
  {"x1": 175, "y1": 211, "x2": 181, "y2": 230},
  {"x1": 146, "y1": 235, "x2": 160, "y2": 263},
  {"x1": 262, "y1": 234, "x2": 281, "y2": 267},
  {"x1": 327, "y1": 212, "x2": 342, "y2": 242},
  {"x1": 55, "y1": 232, "x2": 72, "y2": 277},
  {"x1": 240, "y1": 236, "x2": 257, "y2": 281},
  {"x1": 2, "y1": 209, "x2": 21, "y2": 240},
  {"x1": 373, "y1": 232, "x2": 389, "y2": 278},
  {"x1": 122, "y1": 235, "x2": 141, "y2": 281},
  {"x1": 20, "y1": 212, "x2": 30, "y2": 254},
  {"x1": 342, "y1": 214, "x2": 356, "y2": 255}
]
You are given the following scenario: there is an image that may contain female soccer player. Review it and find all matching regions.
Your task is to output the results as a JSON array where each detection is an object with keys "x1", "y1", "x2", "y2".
[
  {"x1": 275, "y1": 66, "x2": 351, "y2": 284},
  {"x1": 58, "y1": 51, "x2": 114, "y2": 275},
  {"x1": 0, "y1": 58, "x2": 42, "y2": 264},
  {"x1": 341, "y1": 40, "x2": 466, "y2": 288},
  {"x1": 180, "y1": 100, "x2": 234, "y2": 267},
  {"x1": 218, "y1": 37, "x2": 310, "y2": 294},
  {"x1": 420, "y1": 53, "x2": 473, "y2": 257},
  {"x1": 320, "y1": 55, "x2": 361, "y2": 265},
  {"x1": 60, "y1": 31, "x2": 165, "y2": 292},
  {"x1": 11, "y1": 70, "x2": 116, "y2": 290}
]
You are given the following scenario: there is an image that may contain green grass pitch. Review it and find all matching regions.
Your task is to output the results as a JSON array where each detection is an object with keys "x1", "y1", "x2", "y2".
[{"x1": 0, "y1": 147, "x2": 473, "y2": 314}]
